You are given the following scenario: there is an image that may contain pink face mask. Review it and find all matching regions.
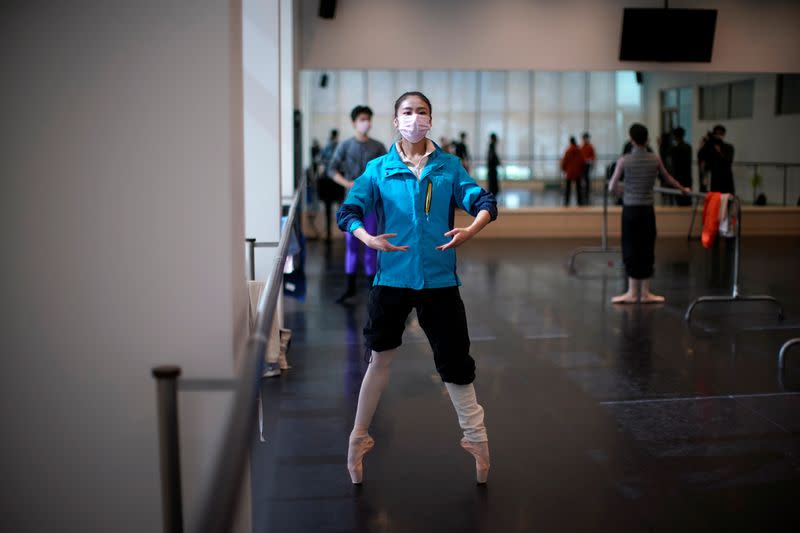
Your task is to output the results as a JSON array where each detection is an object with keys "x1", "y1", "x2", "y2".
[
  {"x1": 355, "y1": 119, "x2": 371, "y2": 135},
  {"x1": 397, "y1": 114, "x2": 431, "y2": 144}
]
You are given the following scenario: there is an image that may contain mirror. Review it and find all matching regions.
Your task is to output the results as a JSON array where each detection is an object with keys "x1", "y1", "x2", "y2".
[{"x1": 301, "y1": 70, "x2": 800, "y2": 208}]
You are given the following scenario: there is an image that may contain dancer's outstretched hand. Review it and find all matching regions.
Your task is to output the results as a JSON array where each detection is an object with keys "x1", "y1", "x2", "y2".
[
  {"x1": 367, "y1": 233, "x2": 408, "y2": 252},
  {"x1": 437, "y1": 227, "x2": 475, "y2": 251}
]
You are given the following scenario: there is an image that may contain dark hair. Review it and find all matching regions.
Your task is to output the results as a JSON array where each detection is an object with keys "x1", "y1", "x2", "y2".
[
  {"x1": 673, "y1": 126, "x2": 686, "y2": 140},
  {"x1": 330, "y1": 129, "x2": 338, "y2": 138},
  {"x1": 393, "y1": 91, "x2": 432, "y2": 117},
  {"x1": 350, "y1": 105, "x2": 373, "y2": 122},
  {"x1": 582, "y1": 132, "x2": 590, "y2": 139},
  {"x1": 622, "y1": 141, "x2": 633, "y2": 155},
  {"x1": 460, "y1": 131, "x2": 467, "y2": 139},
  {"x1": 570, "y1": 136, "x2": 577, "y2": 145},
  {"x1": 712, "y1": 124, "x2": 726, "y2": 135},
  {"x1": 490, "y1": 132, "x2": 497, "y2": 142},
  {"x1": 629, "y1": 123, "x2": 648, "y2": 146}
]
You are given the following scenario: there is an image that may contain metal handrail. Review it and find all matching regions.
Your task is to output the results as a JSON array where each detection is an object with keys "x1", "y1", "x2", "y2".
[
  {"x1": 193, "y1": 175, "x2": 305, "y2": 533},
  {"x1": 152, "y1": 176, "x2": 305, "y2": 533},
  {"x1": 653, "y1": 186, "x2": 784, "y2": 323},
  {"x1": 730, "y1": 161, "x2": 800, "y2": 206},
  {"x1": 779, "y1": 338, "x2": 800, "y2": 371},
  {"x1": 567, "y1": 185, "x2": 621, "y2": 275}
]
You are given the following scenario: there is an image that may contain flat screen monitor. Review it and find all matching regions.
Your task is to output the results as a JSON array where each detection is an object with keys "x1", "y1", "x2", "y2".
[{"x1": 619, "y1": 8, "x2": 717, "y2": 62}]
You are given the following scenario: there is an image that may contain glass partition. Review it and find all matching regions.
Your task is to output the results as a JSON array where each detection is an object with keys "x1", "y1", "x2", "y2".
[{"x1": 301, "y1": 70, "x2": 800, "y2": 208}]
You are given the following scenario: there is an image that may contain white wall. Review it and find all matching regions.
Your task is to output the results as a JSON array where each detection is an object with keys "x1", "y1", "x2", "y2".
[
  {"x1": 1, "y1": 2, "x2": 252, "y2": 531},
  {"x1": 644, "y1": 72, "x2": 800, "y2": 163},
  {"x1": 244, "y1": 0, "x2": 282, "y2": 282},
  {"x1": 245, "y1": 0, "x2": 297, "y2": 282},
  {"x1": 643, "y1": 71, "x2": 800, "y2": 202},
  {"x1": 299, "y1": 0, "x2": 800, "y2": 73}
]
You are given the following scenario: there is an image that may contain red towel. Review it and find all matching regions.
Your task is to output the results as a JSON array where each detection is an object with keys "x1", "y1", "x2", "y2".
[{"x1": 702, "y1": 192, "x2": 721, "y2": 248}]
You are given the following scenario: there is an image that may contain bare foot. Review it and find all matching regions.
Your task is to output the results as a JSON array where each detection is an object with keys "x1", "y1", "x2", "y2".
[
  {"x1": 611, "y1": 292, "x2": 638, "y2": 304},
  {"x1": 640, "y1": 292, "x2": 665, "y2": 303}
]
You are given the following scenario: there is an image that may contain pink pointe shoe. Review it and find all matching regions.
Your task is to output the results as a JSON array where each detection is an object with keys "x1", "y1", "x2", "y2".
[
  {"x1": 460, "y1": 438, "x2": 490, "y2": 484},
  {"x1": 347, "y1": 435, "x2": 375, "y2": 484}
]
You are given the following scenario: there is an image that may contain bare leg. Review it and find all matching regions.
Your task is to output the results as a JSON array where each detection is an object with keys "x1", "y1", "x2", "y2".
[
  {"x1": 640, "y1": 278, "x2": 665, "y2": 303},
  {"x1": 612, "y1": 277, "x2": 641, "y2": 304}
]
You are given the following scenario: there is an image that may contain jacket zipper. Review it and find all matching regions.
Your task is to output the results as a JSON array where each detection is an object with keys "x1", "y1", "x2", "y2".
[{"x1": 424, "y1": 181, "x2": 432, "y2": 221}]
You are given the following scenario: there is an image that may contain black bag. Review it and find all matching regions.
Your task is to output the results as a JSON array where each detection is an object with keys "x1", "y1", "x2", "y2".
[{"x1": 317, "y1": 176, "x2": 344, "y2": 203}]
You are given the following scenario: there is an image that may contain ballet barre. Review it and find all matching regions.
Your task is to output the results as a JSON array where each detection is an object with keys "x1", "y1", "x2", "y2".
[
  {"x1": 567, "y1": 186, "x2": 621, "y2": 275},
  {"x1": 653, "y1": 187, "x2": 784, "y2": 323},
  {"x1": 778, "y1": 338, "x2": 800, "y2": 371}
]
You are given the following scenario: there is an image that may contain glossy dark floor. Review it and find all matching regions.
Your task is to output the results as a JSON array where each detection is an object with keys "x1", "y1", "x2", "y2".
[{"x1": 253, "y1": 236, "x2": 800, "y2": 533}]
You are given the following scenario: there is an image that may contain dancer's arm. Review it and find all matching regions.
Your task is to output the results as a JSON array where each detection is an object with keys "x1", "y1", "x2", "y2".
[
  {"x1": 439, "y1": 165, "x2": 498, "y2": 251},
  {"x1": 608, "y1": 157, "x2": 624, "y2": 194},
  {"x1": 437, "y1": 210, "x2": 492, "y2": 251},
  {"x1": 339, "y1": 165, "x2": 409, "y2": 252},
  {"x1": 657, "y1": 156, "x2": 691, "y2": 194},
  {"x1": 327, "y1": 142, "x2": 350, "y2": 189},
  {"x1": 352, "y1": 228, "x2": 408, "y2": 252},
  {"x1": 336, "y1": 167, "x2": 374, "y2": 234}
]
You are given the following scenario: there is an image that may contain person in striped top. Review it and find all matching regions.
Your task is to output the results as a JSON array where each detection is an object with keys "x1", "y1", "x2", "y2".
[{"x1": 608, "y1": 123, "x2": 689, "y2": 304}]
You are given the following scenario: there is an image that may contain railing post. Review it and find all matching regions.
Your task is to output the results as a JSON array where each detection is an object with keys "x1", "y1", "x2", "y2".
[
  {"x1": 601, "y1": 184, "x2": 608, "y2": 251},
  {"x1": 753, "y1": 164, "x2": 759, "y2": 204},
  {"x1": 732, "y1": 196, "x2": 742, "y2": 298},
  {"x1": 246, "y1": 238, "x2": 256, "y2": 281},
  {"x1": 783, "y1": 165, "x2": 788, "y2": 207},
  {"x1": 152, "y1": 366, "x2": 184, "y2": 533}
]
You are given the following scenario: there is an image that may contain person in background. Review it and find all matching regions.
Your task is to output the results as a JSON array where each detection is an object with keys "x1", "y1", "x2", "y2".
[
  {"x1": 328, "y1": 106, "x2": 387, "y2": 303},
  {"x1": 699, "y1": 124, "x2": 735, "y2": 194},
  {"x1": 439, "y1": 136, "x2": 455, "y2": 155},
  {"x1": 657, "y1": 132, "x2": 674, "y2": 205},
  {"x1": 580, "y1": 132, "x2": 596, "y2": 205},
  {"x1": 318, "y1": 129, "x2": 341, "y2": 241},
  {"x1": 561, "y1": 136, "x2": 584, "y2": 206},
  {"x1": 608, "y1": 123, "x2": 689, "y2": 304},
  {"x1": 696, "y1": 131, "x2": 711, "y2": 193},
  {"x1": 606, "y1": 141, "x2": 636, "y2": 206},
  {"x1": 669, "y1": 127, "x2": 693, "y2": 206},
  {"x1": 304, "y1": 138, "x2": 322, "y2": 239},
  {"x1": 454, "y1": 131, "x2": 471, "y2": 172},
  {"x1": 337, "y1": 91, "x2": 497, "y2": 486},
  {"x1": 487, "y1": 133, "x2": 501, "y2": 197}
]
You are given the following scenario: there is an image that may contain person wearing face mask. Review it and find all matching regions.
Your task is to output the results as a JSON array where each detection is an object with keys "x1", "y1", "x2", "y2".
[
  {"x1": 328, "y1": 106, "x2": 387, "y2": 303},
  {"x1": 336, "y1": 92, "x2": 498, "y2": 486}
]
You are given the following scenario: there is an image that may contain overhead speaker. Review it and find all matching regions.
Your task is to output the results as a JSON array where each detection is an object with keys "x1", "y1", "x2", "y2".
[
  {"x1": 320, "y1": 73, "x2": 328, "y2": 88},
  {"x1": 319, "y1": 0, "x2": 336, "y2": 19},
  {"x1": 635, "y1": 71, "x2": 643, "y2": 85}
]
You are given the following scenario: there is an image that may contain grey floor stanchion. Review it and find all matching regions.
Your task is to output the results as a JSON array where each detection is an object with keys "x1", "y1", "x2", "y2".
[
  {"x1": 567, "y1": 185, "x2": 621, "y2": 275},
  {"x1": 246, "y1": 238, "x2": 256, "y2": 282},
  {"x1": 653, "y1": 187, "x2": 785, "y2": 323},
  {"x1": 779, "y1": 338, "x2": 800, "y2": 370},
  {"x1": 687, "y1": 192, "x2": 702, "y2": 241},
  {"x1": 152, "y1": 366, "x2": 184, "y2": 533}
]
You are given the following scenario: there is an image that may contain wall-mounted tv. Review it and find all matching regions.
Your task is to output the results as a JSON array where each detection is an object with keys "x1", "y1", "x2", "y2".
[{"x1": 619, "y1": 8, "x2": 717, "y2": 62}]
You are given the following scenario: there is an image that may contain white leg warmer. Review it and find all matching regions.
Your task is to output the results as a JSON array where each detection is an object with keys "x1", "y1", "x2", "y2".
[
  {"x1": 445, "y1": 383, "x2": 488, "y2": 442},
  {"x1": 351, "y1": 349, "x2": 396, "y2": 438}
]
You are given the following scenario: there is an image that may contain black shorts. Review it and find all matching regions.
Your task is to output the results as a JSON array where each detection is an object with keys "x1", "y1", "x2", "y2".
[
  {"x1": 364, "y1": 285, "x2": 476, "y2": 385},
  {"x1": 621, "y1": 205, "x2": 656, "y2": 279}
]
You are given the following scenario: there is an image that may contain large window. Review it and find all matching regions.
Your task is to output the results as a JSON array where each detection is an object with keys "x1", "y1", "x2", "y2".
[
  {"x1": 301, "y1": 70, "x2": 644, "y2": 181},
  {"x1": 660, "y1": 87, "x2": 693, "y2": 142},
  {"x1": 699, "y1": 79, "x2": 754, "y2": 120},
  {"x1": 776, "y1": 74, "x2": 800, "y2": 115}
]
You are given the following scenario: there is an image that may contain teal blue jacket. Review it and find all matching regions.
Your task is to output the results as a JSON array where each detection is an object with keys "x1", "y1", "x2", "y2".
[{"x1": 336, "y1": 143, "x2": 497, "y2": 290}]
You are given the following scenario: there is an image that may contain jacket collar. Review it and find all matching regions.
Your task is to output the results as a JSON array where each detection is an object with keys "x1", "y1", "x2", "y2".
[{"x1": 383, "y1": 141, "x2": 448, "y2": 178}]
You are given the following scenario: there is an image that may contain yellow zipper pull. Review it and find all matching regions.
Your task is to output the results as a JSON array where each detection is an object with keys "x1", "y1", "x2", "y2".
[{"x1": 424, "y1": 181, "x2": 432, "y2": 221}]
